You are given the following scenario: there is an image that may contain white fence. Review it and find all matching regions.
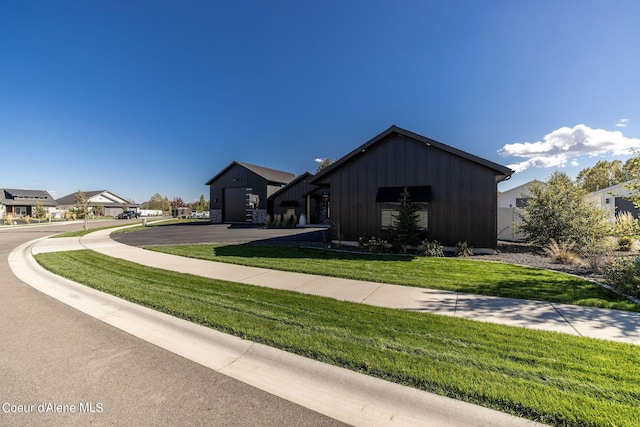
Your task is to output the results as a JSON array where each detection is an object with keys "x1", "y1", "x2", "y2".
[{"x1": 497, "y1": 207, "x2": 526, "y2": 242}]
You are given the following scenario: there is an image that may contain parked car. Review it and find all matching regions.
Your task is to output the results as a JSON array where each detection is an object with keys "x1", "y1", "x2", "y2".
[
  {"x1": 117, "y1": 210, "x2": 140, "y2": 219},
  {"x1": 189, "y1": 211, "x2": 208, "y2": 219}
]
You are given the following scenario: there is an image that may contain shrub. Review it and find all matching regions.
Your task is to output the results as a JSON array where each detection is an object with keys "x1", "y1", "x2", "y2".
[
  {"x1": 602, "y1": 257, "x2": 640, "y2": 298},
  {"x1": 543, "y1": 240, "x2": 582, "y2": 265},
  {"x1": 418, "y1": 239, "x2": 444, "y2": 257},
  {"x1": 332, "y1": 221, "x2": 344, "y2": 248},
  {"x1": 613, "y1": 211, "x2": 639, "y2": 237},
  {"x1": 617, "y1": 236, "x2": 635, "y2": 252},
  {"x1": 358, "y1": 236, "x2": 388, "y2": 253},
  {"x1": 284, "y1": 212, "x2": 297, "y2": 226},
  {"x1": 455, "y1": 241, "x2": 473, "y2": 257},
  {"x1": 581, "y1": 235, "x2": 614, "y2": 273}
]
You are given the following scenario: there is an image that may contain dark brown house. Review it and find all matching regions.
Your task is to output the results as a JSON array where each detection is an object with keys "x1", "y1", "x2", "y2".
[
  {"x1": 268, "y1": 172, "x2": 332, "y2": 225},
  {"x1": 206, "y1": 161, "x2": 295, "y2": 223},
  {"x1": 309, "y1": 125, "x2": 513, "y2": 248}
]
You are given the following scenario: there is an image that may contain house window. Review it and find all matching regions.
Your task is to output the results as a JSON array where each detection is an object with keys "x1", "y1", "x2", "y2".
[
  {"x1": 381, "y1": 209, "x2": 395, "y2": 228},
  {"x1": 15, "y1": 207, "x2": 27, "y2": 216},
  {"x1": 381, "y1": 207, "x2": 428, "y2": 229},
  {"x1": 605, "y1": 198, "x2": 610, "y2": 204},
  {"x1": 515, "y1": 198, "x2": 529, "y2": 208}
]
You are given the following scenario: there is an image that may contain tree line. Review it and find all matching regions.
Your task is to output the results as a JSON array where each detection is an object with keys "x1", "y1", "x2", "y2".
[
  {"x1": 575, "y1": 156, "x2": 640, "y2": 192},
  {"x1": 141, "y1": 193, "x2": 209, "y2": 212}
]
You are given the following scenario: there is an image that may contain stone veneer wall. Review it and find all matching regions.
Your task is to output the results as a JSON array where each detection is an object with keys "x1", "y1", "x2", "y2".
[
  {"x1": 252, "y1": 209, "x2": 267, "y2": 224},
  {"x1": 210, "y1": 209, "x2": 222, "y2": 223}
]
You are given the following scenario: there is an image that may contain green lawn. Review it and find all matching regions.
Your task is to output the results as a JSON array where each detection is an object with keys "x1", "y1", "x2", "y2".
[
  {"x1": 35, "y1": 249, "x2": 640, "y2": 427},
  {"x1": 147, "y1": 244, "x2": 639, "y2": 312}
]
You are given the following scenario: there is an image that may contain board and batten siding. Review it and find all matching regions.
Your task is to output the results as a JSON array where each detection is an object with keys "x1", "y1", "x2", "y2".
[
  {"x1": 269, "y1": 174, "x2": 315, "y2": 219},
  {"x1": 318, "y1": 132, "x2": 500, "y2": 248},
  {"x1": 209, "y1": 163, "x2": 268, "y2": 221}
]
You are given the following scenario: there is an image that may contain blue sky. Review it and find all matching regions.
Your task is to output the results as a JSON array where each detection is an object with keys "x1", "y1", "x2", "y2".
[{"x1": 2, "y1": 1, "x2": 640, "y2": 203}]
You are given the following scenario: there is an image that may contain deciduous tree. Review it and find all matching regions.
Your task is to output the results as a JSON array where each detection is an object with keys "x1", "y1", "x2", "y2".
[
  {"x1": 190, "y1": 194, "x2": 209, "y2": 212},
  {"x1": 575, "y1": 160, "x2": 626, "y2": 192},
  {"x1": 315, "y1": 158, "x2": 336, "y2": 173},
  {"x1": 517, "y1": 171, "x2": 610, "y2": 254},
  {"x1": 171, "y1": 197, "x2": 186, "y2": 208},
  {"x1": 147, "y1": 193, "x2": 170, "y2": 211},
  {"x1": 75, "y1": 190, "x2": 90, "y2": 231},
  {"x1": 622, "y1": 152, "x2": 640, "y2": 209},
  {"x1": 33, "y1": 201, "x2": 48, "y2": 223}
]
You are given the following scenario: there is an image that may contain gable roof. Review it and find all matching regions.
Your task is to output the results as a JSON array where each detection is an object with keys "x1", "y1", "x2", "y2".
[
  {"x1": 310, "y1": 125, "x2": 514, "y2": 184},
  {"x1": 56, "y1": 190, "x2": 136, "y2": 207},
  {"x1": 0, "y1": 188, "x2": 57, "y2": 206},
  {"x1": 587, "y1": 178, "x2": 638, "y2": 197},
  {"x1": 205, "y1": 161, "x2": 296, "y2": 186},
  {"x1": 499, "y1": 180, "x2": 541, "y2": 197},
  {"x1": 268, "y1": 171, "x2": 315, "y2": 200}
]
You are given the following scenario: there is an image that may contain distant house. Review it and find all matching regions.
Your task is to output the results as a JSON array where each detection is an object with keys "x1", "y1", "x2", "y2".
[
  {"x1": 308, "y1": 125, "x2": 513, "y2": 248},
  {"x1": 56, "y1": 190, "x2": 138, "y2": 217},
  {"x1": 0, "y1": 188, "x2": 57, "y2": 219},
  {"x1": 586, "y1": 180, "x2": 640, "y2": 221},
  {"x1": 498, "y1": 180, "x2": 540, "y2": 208},
  {"x1": 206, "y1": 161, "x2": 295, "y2": 223},
  {"x1": 497, "y1": 180, "x2": 540, "y2": 241}
]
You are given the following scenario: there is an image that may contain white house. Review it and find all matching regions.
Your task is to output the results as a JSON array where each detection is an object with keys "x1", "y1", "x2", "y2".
[
  {"x1": 56, "y1": 190, "x2": 138, "y2": 217},
  {"x1": 498, "y1": 180, "x2": 540, "y2": 208},
  {"x1": 497, "y1": 180, "x2": 540, "y2": 241},
  {"x1": 586, "y1": 180, "x2": 639, "y2": 221}
]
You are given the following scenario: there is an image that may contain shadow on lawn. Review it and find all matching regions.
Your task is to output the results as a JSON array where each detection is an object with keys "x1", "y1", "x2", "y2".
[{"x1": 212, "y1": 242, "x2": 414, "y2": 263}]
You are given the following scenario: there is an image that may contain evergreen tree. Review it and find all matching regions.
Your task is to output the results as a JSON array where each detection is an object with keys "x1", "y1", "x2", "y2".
[{"x1": 389, "y1": 188, "x2": 425, "y2": 252}]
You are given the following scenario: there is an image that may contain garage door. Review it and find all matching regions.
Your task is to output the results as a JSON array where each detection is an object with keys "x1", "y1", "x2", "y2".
[{"x1": 224, "y1": 187, "x2": 250, "y2": 222}]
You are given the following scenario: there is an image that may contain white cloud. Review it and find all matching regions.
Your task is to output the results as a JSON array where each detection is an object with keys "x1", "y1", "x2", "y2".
[
  {"x1": 498, "y1": 124, "x2": 640, "y2": 173},
  {"x1": 314, "y1": 158, "x2": 324, "y2": 163},
  {"x1": 615, "y1": 118, "x2": 630, "y2": 127}
]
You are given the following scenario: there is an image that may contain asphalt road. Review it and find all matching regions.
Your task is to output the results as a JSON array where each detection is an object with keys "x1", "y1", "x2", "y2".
[{"x1": 0, "y1": 221, "x2": 345, "y2": 426}]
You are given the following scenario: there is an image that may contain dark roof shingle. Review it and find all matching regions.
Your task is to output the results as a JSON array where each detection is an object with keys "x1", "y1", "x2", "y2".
[{"x1": 206, "y1": 161, "x2": 295, "y2": 185}]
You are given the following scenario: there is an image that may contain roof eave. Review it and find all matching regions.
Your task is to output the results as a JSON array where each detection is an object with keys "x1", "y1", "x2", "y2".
[
  {"x1": 268, "y1": 172, "x2": 314, "y2": 200},
  {"x1": 310, "y1": 125, "x2": 514, "y2": 184}
]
